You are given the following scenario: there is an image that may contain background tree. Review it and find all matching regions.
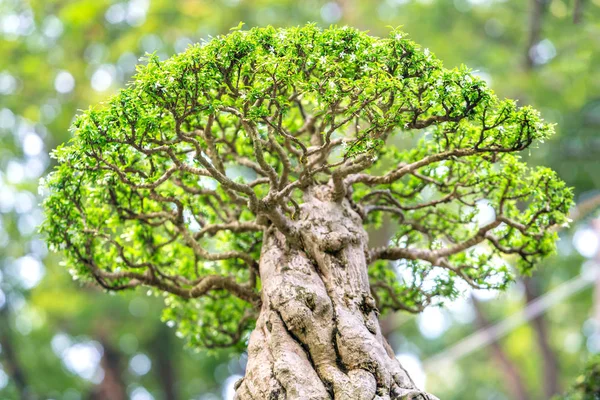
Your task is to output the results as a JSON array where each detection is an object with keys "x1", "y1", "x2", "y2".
[{"x1": 41, "y1": 25, "x2": 572, "y2": 399}]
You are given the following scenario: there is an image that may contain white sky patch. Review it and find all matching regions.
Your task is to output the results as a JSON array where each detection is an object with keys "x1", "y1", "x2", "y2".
[
  {"x1": 0, "y1": 368, "x2": 8, "y2": 390},
  {"x1": 388, "y1": 0, "x2": 410, "y2": 5},
  {"x1": 118, "y1": 52, "x2": 138, "y2": 74},
  {"x1": 396, "y1": 353, "x2": 426, "y2": 389},
  {"x1": 0, "y1": 108, "x2": 16, "y2": 129},
  {"x1": 175, "y1": 36, "x2": 193, "y2": 53},
  {"x1": 18, "y1": 208, "x2": 44, "y2": 236},
  {"x1": 530, "y1": 39, "x2": 557, "y2": 66},
  {"x1": 15, "y1": 191, "x2": 35, "y2": 214},
  {"x1": 9, "y1": 294, "x2": 26, "y2": 312},
  {"x1": 131, "y1": 387, "x2": 154, "y2": 400},
  {"x1": 183, "y1": 209, "x2": 201, "y2": 232},
  {"x1": 225, "y1": 164, "x2": 257, "y2": 182},
  {"x1": 1, "y1": 12, "x2": 34, "y2": 36},
  {"x1": 6, "y1": 161, "x2": 25, "y2": 184},
  {"x1": 472, "y1": 70, "x2": 492, "y2": 86},
  {"x1": 15, "y1": 317, "x2": 32, "y2": 336},
  {"x1": 0, "y1": 71, "x2": 17, "y2": 95},
  {"x1": 432, "y1": 164, "x2": 449, "y2": 178},
  {"x1": 1, "y1": 14, "x2": 20, "y2": 36},
  {"x1": 127, "y1": 0, "x2": 150, "y2": 27},
  {"x1": 140, "y1": 34, "x2": 163, "y2": 54},
  {"x1": 475, "y1": 199, "x2": 495, "y2": 227},
  {"x1": 42, "y1": 15, "x2": 63, "y2": 39},
  {"x1": 129, "y1": 353, "x2": 152, "y2": 376},
  {"x1": 13, "y1": 255, "x2": 45, "y2": 289},
  {"x1": 573, "y1": 227, "x2": 599, "y2": 258},
  {"x1": 41, "y1": 102, "x2": 60, "y2": 123},
  {"x1": 62, "y1": 341, "x2": 103, "y2": 381},
  {"x1": 91, "y1": 65, "x2": 115, "y2": 92},
  {"x1": 321, "y1": 2, "x2": 342, "y2": 23},
  {"x1": 24, "y1": 156, "x2": 47, "y2": 180},
  {"x1": 198, "y1": 176, "x2": 218, "y2": 190},
  {"x1": 0, "y1": 184, "x2": 16, "y2": 212},
  {"x1": 105, "y1": 3, "x2": 127, "y2": 24},
  {"x1": 223, "y1": 374, "x2": 243, "y2": 400},
  {"x1": 327, "y1": 145, "x2": 345, "y2": 164},
  {"x1": 22, "y1": 132, "x2": 44, "y2": 156},
  {"x1": 29, "y1": 238, "x2": 49, "y2": 259},
  {"x1": 84, "y1": 43, "x2": 107, "y2": 64},
  {"x1": 54, "y1": 71, "x2": 75, "y2": 94},
  {"x1": 587, "y1": 332, "x2": 600, "y2": 353},
  {"x1": 419, "y1": 185, "x2": 437, "y2": 203},
  {"x1": 446, "y1": 294, "x2": 475, "y2": 324},
  {"x1": 581, "y1": 260, "x2": 599, "y2": 282},
  {"x1": 15, "y1": 119, "x2": 33, "y2": 141},
  {"x1": 417, "y1": 307, "x2": 450, "y2": 339},
  {"x1": 51, "y1": 333, "x2": 73, "y2": 355},
  {"x1": 420, "y1": 266, "x2": 449, "y2": 292},
  {"x1": 472, "y1": 288, "x2": 501, "y2": 301},
  {"x1": 105, "y1": 0, "x2": 150, "y2": 26},
  {"x1": 0, "y1": 289, "x2": 5, "y2": 309}
]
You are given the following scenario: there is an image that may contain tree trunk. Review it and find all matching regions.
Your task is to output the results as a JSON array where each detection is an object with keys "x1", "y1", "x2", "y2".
[
  {"x1": 88, "y1": 335, "x2": 127, "y2": 400},
  {"x1": 573, "y1": 0, "x2": 585, "y2": 24},
  {"x1": 525, "y1": 0, "x2": 549, "y2": 69},
  {"x1": 0, "y1": 308, "x2": 33, "y2": 400},
  {"x1": 235, "y1": 186, "x2": 435, "y2": 400},
  {"x1": 522, "y1": 277, "x2": 561, "y2": 398},
  {"x1": 153, "y1": 324, "x2": 179, "y2": 400},
  {"x1": 471, "y1": 297, "x2": 530, "y2": 400}
]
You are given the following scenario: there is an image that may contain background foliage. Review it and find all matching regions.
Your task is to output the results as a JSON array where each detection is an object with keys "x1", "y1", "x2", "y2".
[
  {"x1": 1, "y1": 0, "x2": 599, "y2": 399},
  {"x1": 556, "y1": 355, "x2": 600, "y2": 400}
]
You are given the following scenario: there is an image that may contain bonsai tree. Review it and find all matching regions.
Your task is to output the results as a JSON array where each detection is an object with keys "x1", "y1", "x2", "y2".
[{"x1": 42, "y1": 24, "x2": 573, "y2": 399}]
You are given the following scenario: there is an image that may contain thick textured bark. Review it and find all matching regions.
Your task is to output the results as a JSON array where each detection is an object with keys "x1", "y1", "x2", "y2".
[{"x1": 235, "y1": 186, "x2": 436, "y2": 400}]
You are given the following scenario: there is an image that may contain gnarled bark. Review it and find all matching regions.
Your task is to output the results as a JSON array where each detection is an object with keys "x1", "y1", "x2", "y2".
[{"x1": 235, "y1": 186, "x2": 436, "y2": 400}]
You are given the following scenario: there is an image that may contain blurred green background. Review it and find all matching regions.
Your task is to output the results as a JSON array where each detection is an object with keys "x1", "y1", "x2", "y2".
[{"x1": 1, "y1": 0, "x2": 599, "y2": 399}]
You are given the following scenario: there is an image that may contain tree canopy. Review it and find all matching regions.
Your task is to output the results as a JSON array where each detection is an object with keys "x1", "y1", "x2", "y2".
[{"x1": 42, "y1": 24, "x2": 573, "y2": 350}]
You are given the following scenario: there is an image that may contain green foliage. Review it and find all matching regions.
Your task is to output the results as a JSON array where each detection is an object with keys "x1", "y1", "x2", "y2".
[
  {"x1": 41, "y1": 24, "x2": 572, "y2": 349},
  {"x1": 556, "y1": 356, "x2": 600, "y2": 400}
]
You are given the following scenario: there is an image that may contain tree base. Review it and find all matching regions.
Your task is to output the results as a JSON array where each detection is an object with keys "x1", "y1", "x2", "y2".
[{"x1": 235, "y1": 186, "x2": 438, "y2": 400}]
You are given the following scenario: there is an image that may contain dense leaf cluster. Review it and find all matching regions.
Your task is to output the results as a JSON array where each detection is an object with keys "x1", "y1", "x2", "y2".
[
  {"x1": 42, "y1": 24, "x2": 572, "y2": 347},
  {"x1": 556, "y1": 356, "x2": 600, "y2": 400}
]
